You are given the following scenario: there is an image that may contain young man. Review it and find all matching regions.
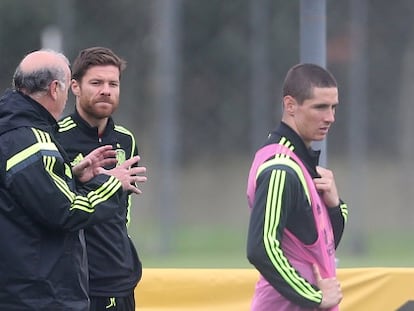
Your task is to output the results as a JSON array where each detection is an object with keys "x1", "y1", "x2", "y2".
[
  {"x1": 57, "y1": 47, "x2": 143, "y2": 311},
  {"x1": 0, "y1": 50, "x2": 146, "y2": 310},
  {"x1": 246, "y1": 63, "x2": 348, "y2": 310}
]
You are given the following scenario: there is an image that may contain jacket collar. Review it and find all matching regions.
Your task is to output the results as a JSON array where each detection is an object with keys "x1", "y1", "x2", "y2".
[
  {"x1": 268, "y1": 122, "x2": 320, "y2": 177},
  {"x1": 0, "y1": 89, "x2": 57, "y2": 136},
  {"x1": 71, "y1": 108, "x2": 115, "y2": 138}
]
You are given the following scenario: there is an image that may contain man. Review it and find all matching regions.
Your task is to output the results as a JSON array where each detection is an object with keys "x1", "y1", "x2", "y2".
[
  {"x1": 57, "y1": 47, "x2": 142, "y2": 311},
  {"x1": 246, "y1": 63, "x2": 348, "y2": 310},
  {"x1": 0, "y1": 49, "x2": 147, "y2": 310}
]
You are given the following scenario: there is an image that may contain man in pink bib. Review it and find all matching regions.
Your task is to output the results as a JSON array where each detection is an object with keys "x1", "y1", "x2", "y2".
[{"x1": 246, "y1": 63, "x2": 348, "y2": 310}]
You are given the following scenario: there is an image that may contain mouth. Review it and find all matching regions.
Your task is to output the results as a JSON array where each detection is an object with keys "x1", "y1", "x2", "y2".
[
  {"x1": 95, "y1": 101, "x2": 112, "y2": 106},
  {"x1": 319, "y1": 127, "x2": 330, "y2": 134}
]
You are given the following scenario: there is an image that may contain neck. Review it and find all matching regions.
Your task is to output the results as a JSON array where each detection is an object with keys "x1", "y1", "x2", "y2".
[{"x1": 76, "y1": 108, "x2": 108, "y2": 134}]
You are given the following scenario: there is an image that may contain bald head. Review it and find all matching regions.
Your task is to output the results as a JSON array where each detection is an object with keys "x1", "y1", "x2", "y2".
[
  {"x1": 11, "y1": 49, "x2": 71, "y2": 120},
  {"x1": 19, "y1": 50, "x2": 69, "y2": 74},
  {"x1": 13, "y1": 49, "x2": 70, "y2": 95}
]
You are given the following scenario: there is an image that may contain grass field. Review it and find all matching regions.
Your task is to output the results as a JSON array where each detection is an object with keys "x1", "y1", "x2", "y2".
[
  {"x1": 132, "y1": 226, "x2": 414, "y2": 269},
  {"x1": 130, "y1": 155, "x2": 414, "y2": 269}
]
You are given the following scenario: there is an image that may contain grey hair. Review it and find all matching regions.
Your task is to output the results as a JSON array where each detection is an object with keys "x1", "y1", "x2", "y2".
[{"x1": 12, "y1": 49, "x2": 69, "y2": 95}]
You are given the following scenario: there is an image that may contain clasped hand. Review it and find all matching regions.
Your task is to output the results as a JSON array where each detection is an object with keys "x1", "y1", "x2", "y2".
[
  {"x1": 313, "y1": 166, "x2": 340, "y2": 208},
  {"x1": 313, "y1": 264, "x2": 342, "y2": 308},
  {"x1": 72, "y1": 145, "x2": 147, "y2": 194}
]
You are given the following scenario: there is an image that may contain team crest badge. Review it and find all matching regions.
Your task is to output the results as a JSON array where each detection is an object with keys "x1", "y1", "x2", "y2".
[
  {"x1": 71, "y1": 153, "x2": 84, "y2": 167},
  {"x1": 115, "y1": 149, "x2": 126, "y2": 166}
]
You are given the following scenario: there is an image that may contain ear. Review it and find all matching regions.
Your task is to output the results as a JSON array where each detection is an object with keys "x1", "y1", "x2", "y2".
[
  {"x1": 283, "y1": 95, "x2": 297, "y2": 116},
  {"x1": 49, "y1": 80, "x2": 59, "y2": 101},
  {"x1": 71, "y1": 79, "x2": 80, "y2": 96}
]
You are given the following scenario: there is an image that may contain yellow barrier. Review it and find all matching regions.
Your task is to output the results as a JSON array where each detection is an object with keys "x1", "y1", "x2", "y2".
[{"x1": 135, "y1": 268, "x2": 414, "y2": 310}]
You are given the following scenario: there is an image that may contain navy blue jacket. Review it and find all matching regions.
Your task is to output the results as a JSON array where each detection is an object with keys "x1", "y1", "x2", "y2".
[{"x1": 0, "y1": 90, "x2": 123, "y2": 310}]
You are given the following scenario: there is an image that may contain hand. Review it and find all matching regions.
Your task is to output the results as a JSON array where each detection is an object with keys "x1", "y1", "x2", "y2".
[
  {"x1": 313, "y1": 264, "x2": 342, "y2": 308},
  {"x1": 72, "y1": 145, "x2": 117, "y2": 183},
  {"x1": 97, "y1": 155, "x2": 147, "y2": 194},
  {"x1": 314, "y1": 166, "x2": 340, "y2": 208}
]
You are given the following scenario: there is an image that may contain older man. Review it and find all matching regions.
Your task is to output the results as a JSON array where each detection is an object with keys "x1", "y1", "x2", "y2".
[{"x1": 0, "y1": 50, "x2": 146, "y2": 310}]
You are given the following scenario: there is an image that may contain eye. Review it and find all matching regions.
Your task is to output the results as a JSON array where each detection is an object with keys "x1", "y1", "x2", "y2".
[{"x1": 314, "y1": 104, "x2": 328, "y2": 110}]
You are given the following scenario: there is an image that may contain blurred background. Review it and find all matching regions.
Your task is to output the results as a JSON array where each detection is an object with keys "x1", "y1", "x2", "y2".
[{"x1": 1, "y1": 0, "x2": 414, "y2": 268}]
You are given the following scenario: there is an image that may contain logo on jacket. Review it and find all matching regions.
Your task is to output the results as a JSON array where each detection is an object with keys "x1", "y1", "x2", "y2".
[
  {"x1": 115, "y1": 149, "x2": 126, "y2": 165},
  {"x1": 70, "y1": 153, "x2": 84, "y2": 167}
]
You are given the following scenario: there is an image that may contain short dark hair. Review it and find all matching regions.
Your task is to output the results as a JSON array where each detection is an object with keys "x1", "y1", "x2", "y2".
[
  {"x1": 282, "y1": 63, "x2": 337, "y2": 103},
  {"x1": 71, "y1": 47, "x2": 126, "y2": 82}
]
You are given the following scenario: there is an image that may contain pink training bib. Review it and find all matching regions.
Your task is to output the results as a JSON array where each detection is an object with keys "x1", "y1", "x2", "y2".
[{"x1": 247, "y1": 144, "x2": 338, "y2": 311}]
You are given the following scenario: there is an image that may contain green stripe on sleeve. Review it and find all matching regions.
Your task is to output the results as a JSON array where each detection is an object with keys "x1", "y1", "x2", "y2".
[
  {"x1": 6, "y1": 142, "x2": 59, "y2": 171},
  {"x1": 340, "y1": 203, "x2": 348, "y2": 222},
  {"x1": 262, "y1": 169, "x2": 321, "y2": 302}
]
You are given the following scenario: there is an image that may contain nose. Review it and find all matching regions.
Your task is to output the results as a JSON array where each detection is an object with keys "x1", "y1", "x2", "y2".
[
  {"x1": 325, "y1": 107, "x2": 335, "y2": 123},
  {"x1": 100, "y1": 83, "x2": 111, "y2": 96}
]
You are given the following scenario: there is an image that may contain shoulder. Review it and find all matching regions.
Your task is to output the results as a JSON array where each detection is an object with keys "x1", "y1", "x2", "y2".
[
  {"x1": 1, "y1": 127, "x2": 45, "y2": 149},
  {"x1": 113, "y1": 124, "x2": 137, "y2": 147},
  {"x1": 114, "y1": 124, "x2": 135, "y2": 138},
  {"x1": 258, "y1": 156, "x2": 303, "y2": 179},
  {"x1": 256, "y1": 156, "x2": 307, "y2": 191},
  {"x1": 0, "y1": 127, "x2": 62, "y2": 174},
  {"x1": 112, "y1": 124, "x2": 139, "y2": 157}
]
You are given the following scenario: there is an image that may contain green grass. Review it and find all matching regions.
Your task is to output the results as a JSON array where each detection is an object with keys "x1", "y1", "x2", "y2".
[
  {"x1": 135, "y1": 225, "x2": 250, "y2": 268},
  {"x1": 336, "y1": 230, "x2": 414, "y2": 267},
  {"x1": 132, "y1": 226, "x2": 414, "y2": 268}
]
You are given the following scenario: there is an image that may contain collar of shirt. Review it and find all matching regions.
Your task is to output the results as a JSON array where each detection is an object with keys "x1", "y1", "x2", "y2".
[
  {"x1": 72, "y1": 108, "x2": 115, "y2": 139},
  {"x1": 266, "y1": 122, "x2": 320, "y2": 178}
]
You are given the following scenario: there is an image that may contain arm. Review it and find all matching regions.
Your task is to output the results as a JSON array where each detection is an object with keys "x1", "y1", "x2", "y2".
[
  {"x1": 328, "y1": 200, "x2": 348, "y2": 247},
  {"x1": 3, "y1": 128, "x2": 136, "y2": 231},
  {"x1": 247, "y1": 166, "x2": 323, "y2": 308},
  {"x1": 314, "y1": 166, "x2": 348, "y2": 247}
]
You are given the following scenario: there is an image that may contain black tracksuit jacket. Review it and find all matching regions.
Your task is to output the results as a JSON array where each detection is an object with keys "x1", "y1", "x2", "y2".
[
  {"x1": 57, "y1": 109, "x2": 142, "y2": 297},
  {"x1": 0, "y1": 90, "x2": 124, "y2": 310}
]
